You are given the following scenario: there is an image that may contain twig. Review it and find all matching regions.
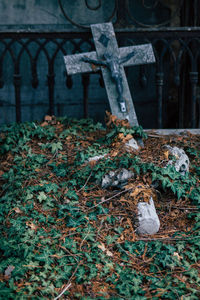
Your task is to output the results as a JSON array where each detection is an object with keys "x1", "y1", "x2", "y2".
[
  {"x1": 54, "y1": 262, "x2": 81, "y2": 300},
  {"x1": 87, "y1": 187, "x2": 133, "y2": 211},
  {"x1": 58, "y1": 245, "x2": 80, "y2": 262},
  {"x1": 137, "y1": 235, "x2": 200, "y2": 242},
  {"x1": 77, "y1": 171, "x2": 92, "y2": 192},
  {"x1": 147, "y1": 134, "x2": 165, "y2": 138},
  {"x1": 54, "y1": 283, "x2": 72, "y2": 300},
  {"x1": 170, "y1": 206, "x2": 198, "y2": 211},
  {"x1": 79, "y1": 223, "x2": 91, "y2": 250}
]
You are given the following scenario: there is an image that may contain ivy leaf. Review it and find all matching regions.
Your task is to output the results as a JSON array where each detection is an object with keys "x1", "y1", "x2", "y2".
[
  {"x1": 37, "y1": 192, "x2": 47, "y2": 203},
  {"x1": 49, "y1": 142, "x2": 63, "y2": 154},
  {"x1": 106, "y1": 235, "x2": 118, "y2": 245},
  {"x1": 176, "y1": 186, "x2": 185, "y2": 199}
]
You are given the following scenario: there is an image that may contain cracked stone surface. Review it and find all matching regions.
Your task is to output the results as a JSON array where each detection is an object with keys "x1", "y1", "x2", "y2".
[
  {"x1": 165, "y1": 145, "x2": 190, "y2": 176},
  {"x1": 137, "y1": 197, "x2": 160, "y2": 235},
  {"x1": 102, "y1": 168, "x2": 134, "y2": 189}
]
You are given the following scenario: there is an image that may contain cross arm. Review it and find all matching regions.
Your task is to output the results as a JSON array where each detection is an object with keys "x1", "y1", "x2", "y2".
[
  {"x1": 81, "y1": 56, "x2": 107, "y2": 67},
  {"x1": 120, "y1": 44, "x2": 155, "y2": 67},
  {"x1": 64, "y1": 51, "x2": 101, "y2": 75},
  {"x1": 119, "y1": 51, "x2": 135, "y2": 65}
]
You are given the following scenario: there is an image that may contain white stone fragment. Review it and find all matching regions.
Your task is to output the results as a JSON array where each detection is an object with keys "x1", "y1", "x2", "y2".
[
  {"x1": 165, "y1": 145, "x2": 190, "y2": 176},
  {"x1": 102, "y1": 168, "x2": 134, "y2": 189},
  {"x1": 88, "y1": 154, "x2": 107, "y2": 162},
  {"x1": 137, "y1": 197, "x2": 160, "y2": 235},
  {"x1": 4, "y1": 265, "x2": 15, "y2": 278},
  {"x1": 125, "y1": 138, "x2": 139, "y2": 151}
]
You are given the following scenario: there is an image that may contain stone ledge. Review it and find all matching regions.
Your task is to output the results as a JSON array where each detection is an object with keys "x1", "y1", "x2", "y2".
[{"x1": 145, "y1": 129, "x2": 200, "y2": 135}]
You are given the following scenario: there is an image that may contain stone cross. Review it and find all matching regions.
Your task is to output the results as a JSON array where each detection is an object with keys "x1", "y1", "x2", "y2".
[{"x1": 64, "y1": 22, "x2": 155, "y2": 126}]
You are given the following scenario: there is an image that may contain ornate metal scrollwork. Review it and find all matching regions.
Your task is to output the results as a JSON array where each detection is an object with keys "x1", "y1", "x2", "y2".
[
  {"x1": 85, "y1": 0, "x2": 101, "y2": 11},
  {"x1": 58, "y1": 0, "x2": 117, "y2": 28},
  {"x1": 58, "y1": 0, "x2": 184, "y2": 29},
  {"x1": 125, "y1": 0, "x2": 185, "y2": 28}
]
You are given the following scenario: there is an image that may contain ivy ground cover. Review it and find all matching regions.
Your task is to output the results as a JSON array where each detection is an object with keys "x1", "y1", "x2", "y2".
[{"x1": 0, "y1": 114, "x2": 200, "y2": 299}]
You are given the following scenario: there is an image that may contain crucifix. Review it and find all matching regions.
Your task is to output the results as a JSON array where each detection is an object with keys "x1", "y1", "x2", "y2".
[{"x1": 64, "y1": 22, "x2": 155, "y2": 126}]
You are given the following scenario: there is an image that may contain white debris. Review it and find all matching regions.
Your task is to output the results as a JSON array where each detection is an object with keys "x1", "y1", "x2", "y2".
[
  {"x1": 165, "y1": 145, "x2": 190, "y2": 176},
  {"x1": 4, "y1": 265, "x2": 15, "y2": 278},
  {"x1": 88, "y1": 154, "x2": 107, "y2": 162},
  {"x1": 125, "y1": 138, "x2": 140, "y2": 151},
  {"x1": 102, "y1": 168, "x2": 134, "y2": 189},
  {"x1": 137, "y1": 197, "x2": 160, "y2": 235}
]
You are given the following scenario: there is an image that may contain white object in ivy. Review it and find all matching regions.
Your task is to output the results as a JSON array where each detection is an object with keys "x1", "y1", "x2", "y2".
[
  {"x1": 125, "y1": 138, "x2": 140, "y2": 151},
  {"x1": 137, "y1": 197, "x2": 160, "y2": 235},
  {"x1": 166, "y1": 145, "x2": 190, "y2": 176},
  {"x1": 102, "y1": 168, "x2": 134, "y2": 188},
  {"x1": 88, "y1": 154, "x2": 107, "y2": 162}
]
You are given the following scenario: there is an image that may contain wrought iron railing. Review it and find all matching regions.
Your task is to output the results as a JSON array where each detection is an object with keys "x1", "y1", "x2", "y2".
[
  {"x1": 0, "y1": 0, "x2": 200, "y2": 128},
  {"x1": 0, "y1": 25, "x2": 200, "y2": 128}
]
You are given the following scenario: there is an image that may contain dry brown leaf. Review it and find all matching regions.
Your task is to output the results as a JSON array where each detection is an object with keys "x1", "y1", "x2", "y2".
[
  {"x1": 110, "y1": 150, "x2": 119, "y2": 157},
  {"x1": 26, "y1": 221, "x2": 37, "y2": 231},
  {"x1": 164, "y1": 150, "x2": 169, "y2": 160},
  {"x1": 124, "y1": 134, "x2": 133, "y2": 141},
  {"x1": 14, "y1": 207, "x2": 23, "y2": 214},
  {"x1": 40, "y1": 121, "x2": 48, "y2": 127},
  {"x1": 44, "y1": 115, "x2": 52, "y2": 121},
  {"x1": 98, "y1": 243, "x2": 106, "y2": 252},
  {"x1": 118, "y1": 133, "x2": 125, "y2": 140},
  {"x1": 106, "y1": 250, "x2": 113, "y2": 257}
]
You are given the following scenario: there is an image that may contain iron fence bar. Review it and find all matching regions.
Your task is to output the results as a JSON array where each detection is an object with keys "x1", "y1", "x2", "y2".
[
  {"x1": 82, "y1": 74, "x2": 90, "y2": 118},
  {"x1": 190, "y1": 71, "x2": 199, "y2": 128},
  {"x1": 1, "y1": 25, "x2": 200, "y2": 33}
]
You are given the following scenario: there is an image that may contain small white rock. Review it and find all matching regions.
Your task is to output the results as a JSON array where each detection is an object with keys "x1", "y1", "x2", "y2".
[
  {"x1": 137, "y1": 197, "x2": 160, "y2": 235},
  {"x1": 88, "y1": 154, "x2": 107, "y2": 162},
  {"x1": 125, "y1": 138, "x2": 139, "y2": 151},
  {"x1": 165, "y1": 145, "x2": 190, "y2": 176},
  {"x1": 102, "y1": 168, "x2": 134, "y2": 189}
]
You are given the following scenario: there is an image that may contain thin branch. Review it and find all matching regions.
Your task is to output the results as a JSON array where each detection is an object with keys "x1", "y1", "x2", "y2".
[
  {"x1": 54, "y1": 262, "x2": 81, "y2": 300},
  {"x1": 147, "y1": 133, "x2": 167, "y2": 138},
  {"x1": 137, "y1": 235, "x2": 200, "y2": 242},
  {"x1": 54, "y1": 283, "x2": 72, "y2": 300},
  {"x1": 87, "y1": 187, "x2": 133, "y2": 211},
  {"x1": 77, "y1": 171, "x2": 92, "y2": 192},
  {"x1": 170, "y1": 206, "x2": 198, "y2": 210}
]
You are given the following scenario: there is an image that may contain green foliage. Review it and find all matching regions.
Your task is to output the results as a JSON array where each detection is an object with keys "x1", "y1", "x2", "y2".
[
  {"x1": 0, "y1": 117, "x2": 199, "y2": 299},
  {"x1": 104, "y1": 124, "x2": 147, "y2": 145}
]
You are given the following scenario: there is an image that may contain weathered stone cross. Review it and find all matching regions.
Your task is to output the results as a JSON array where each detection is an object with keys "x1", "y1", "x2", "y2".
[{"x1": 64, "y1": 22, "x2": 155, "y2": 126}]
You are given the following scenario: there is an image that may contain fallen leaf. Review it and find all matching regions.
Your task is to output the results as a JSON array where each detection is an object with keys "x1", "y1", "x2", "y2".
[
  {"x1": 98, "y1": 243, "x2": 106, "y2": 252},
  {"x1": 164, "y1": 150, "x2": 169, "y2": 160},
  {"x1": 40, "y1": 121, "x2": 48, "y2": 127},
  {"x1": 118, "y1": 133, "x2": 125, "y2": 140},
  {"x1": 124, "y1": 134, "x2": 133, "y2": 141},
  {"x1": 106, "y1": 250, "x2": 113, "y2": 257},
  {"x1": 14, "y1": 207, "x2": 22, "y2": 214},
  {"x1": 26, "y1": 221, "x2": 37, "y2": 231},
  {"x1": 44, "y1": 115, "x2": 53, "y2": 121},
  {"x1": 173, "y1": 252, "x2": 183, "y2": 261}
]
